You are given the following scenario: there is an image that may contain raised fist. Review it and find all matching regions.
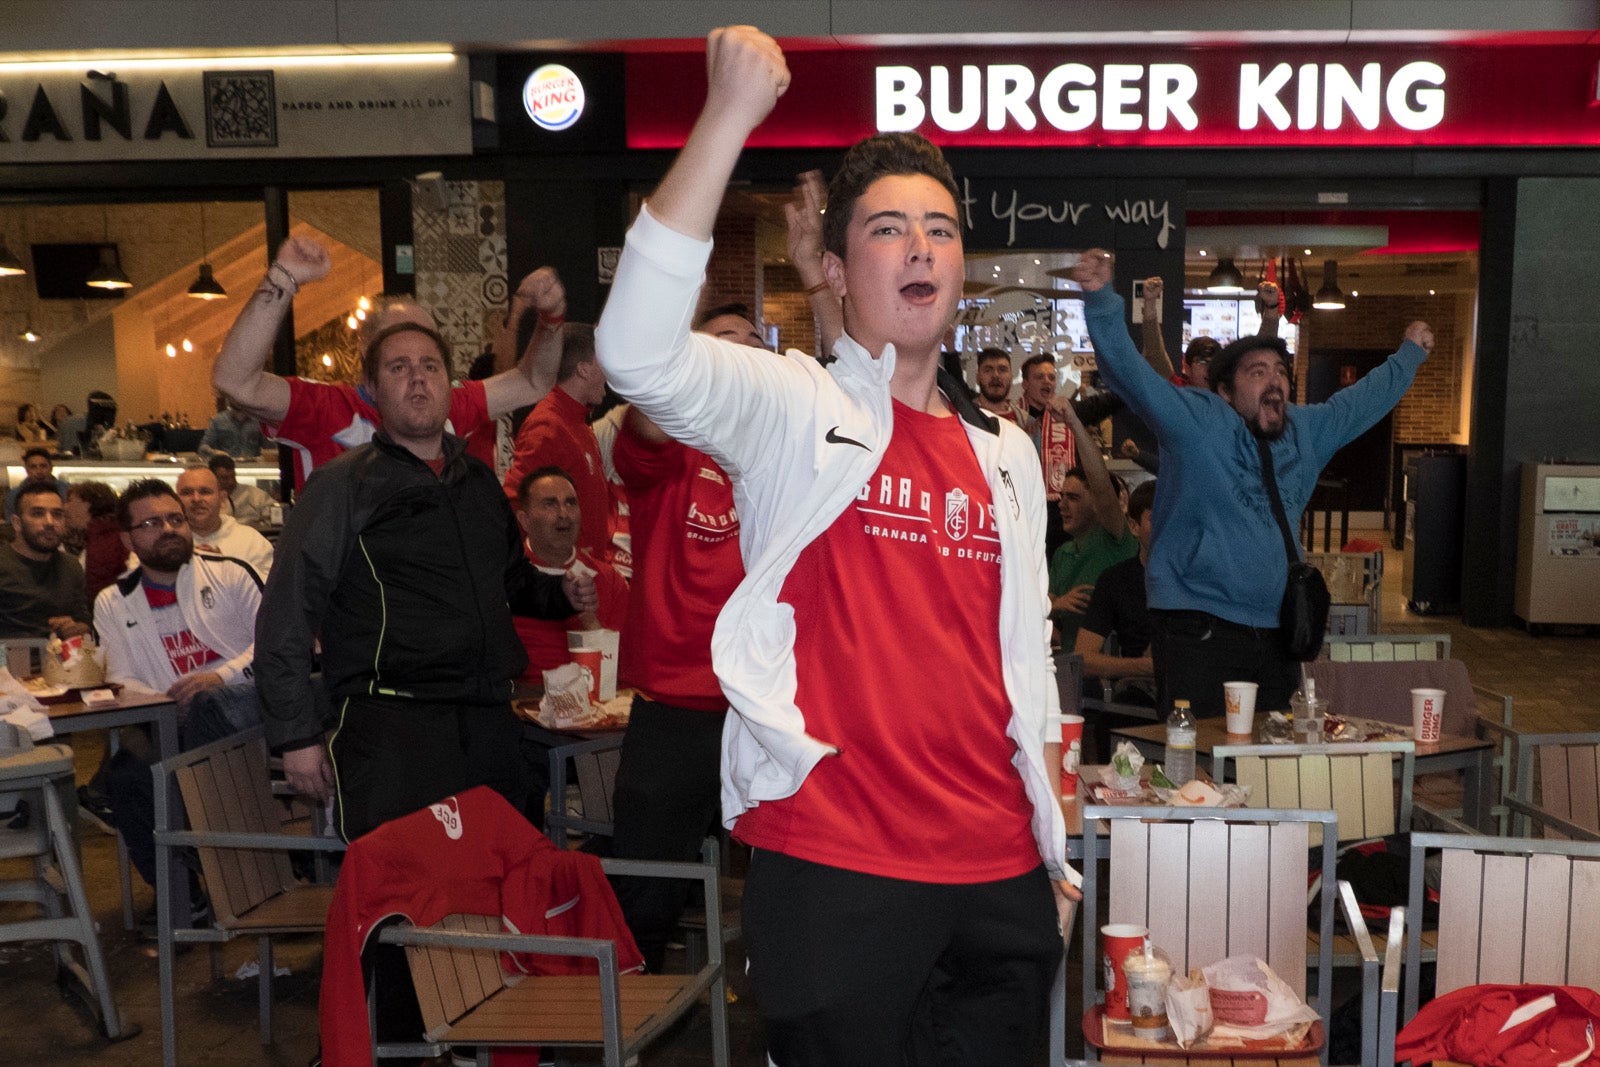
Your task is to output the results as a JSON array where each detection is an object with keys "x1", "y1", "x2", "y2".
[
  {"x1": 705, "y1": 25, "x2": 790, "y2": 133},
  {"x1": 1070, "y1": 249, "x2": 1114, "y2": 293},
  {"x1": 516, "y1": 267, "x2": 566, "y2": 319},
  {"x1": 1141, "y1": 276, "x2": 1163, "y2": 304},
  {"x1": 1404, "y1": 320, "x2": 1435, "y2": 354},
  {"x1": 1257, "y1": 280, "x2": 1281, "y2": 314},
  {"x1": 274, "y1": 237, "x2": 331, "y2": 287}
]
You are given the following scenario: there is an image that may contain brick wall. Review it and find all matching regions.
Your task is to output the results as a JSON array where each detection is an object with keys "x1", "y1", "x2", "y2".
[
  {"x1": 1299, "y1": 291, "x2": 1466, "y2": 443},
  {"x1": 762, "y1": 263, "x2": 822, "y2": 354},
  {"x1": 701, "y1": 213, "x2": 760, "y2": 325}
]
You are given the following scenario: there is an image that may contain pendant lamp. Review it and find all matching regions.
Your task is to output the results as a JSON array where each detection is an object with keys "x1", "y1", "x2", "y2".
[
  {"x1": 1312, "y1": 260, "x2": 1346, "y2": 310},
  {"x1": 187, "y1": 204, "x2": 227, "y2": 300}
]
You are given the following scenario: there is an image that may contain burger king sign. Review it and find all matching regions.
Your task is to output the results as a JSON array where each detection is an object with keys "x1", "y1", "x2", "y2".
[{"x1": 523, "y1": 64, "x2": 585, "y2": 131}]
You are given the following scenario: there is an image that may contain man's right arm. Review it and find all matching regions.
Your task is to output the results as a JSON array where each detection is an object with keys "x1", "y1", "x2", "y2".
[
  {"x1": 596, "y1": 28, "x2": 807, "y2": 475},
  {"x1": 211, "y1": 238, "x2": 331, "y2": 423}
]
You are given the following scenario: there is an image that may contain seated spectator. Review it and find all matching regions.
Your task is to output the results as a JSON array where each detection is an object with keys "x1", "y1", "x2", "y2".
[
  {"x1": 177, "y1": 466, "x2": 273, "y2": 578},
  {"x1": 97, "y1": 479, "x2": 264, "y2": 896},
  {"x1": 511, "y1": 465, "x2": 628, "y2": 677},
  {"x1": 1047, "y1": 401, "x2": 1137, "y2": 649},
  {"x1": 1074, "y1": 478, "x2": 1158, "y2": 698},
  {"x1": 207, "y1": 453, "x2": 276, "y2": 530},
  {"x1": 49, "y1": 404, "x2": 72, "y2": 437},
  {"x1": 198, "y1": 397, "x2": 264, "y2": 458},
  {"x1": 63, "y1": 480, "x2": 125, "y2": 602},
  {"x1": 5, "y1": 446, "x2": 65, "y2": 519},
  {"x1": 0, "y1": 477, "x2": 89, "y2": 639},
  {"x1": 15, "y1": 403, "x2": 52, "y2": 443}
]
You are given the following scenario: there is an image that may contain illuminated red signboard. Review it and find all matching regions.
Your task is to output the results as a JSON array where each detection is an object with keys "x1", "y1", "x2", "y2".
[{"x1": 626, "y1": 45, "x2": 1600, "y2": 149}]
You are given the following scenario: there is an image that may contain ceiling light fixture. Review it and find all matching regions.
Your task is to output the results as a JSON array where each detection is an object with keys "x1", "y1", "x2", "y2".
[
  {"x1": 0, "y1": 237, "x2": 25, "y2": 277},
  {"x1": 1313, "y1": 259, "x2": 1346, "y2": 310},
  {"x1": 187, "y1": 203, "x2": 227, "y2": 300},
  {"x1": 1206, "y1": 256, "x2": 1245, "y2": 293},
  {"x1": 18, "y1": 321, "x2": 41, "y2": 343},
  {"x1": 85, "y1": 205, "x2": 132, "y2": 290}
]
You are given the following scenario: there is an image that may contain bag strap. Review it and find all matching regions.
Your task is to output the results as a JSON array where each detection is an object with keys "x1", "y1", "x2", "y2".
[{"x1": 1254, "y1": 436, "x2": 1300, "y2": 564}]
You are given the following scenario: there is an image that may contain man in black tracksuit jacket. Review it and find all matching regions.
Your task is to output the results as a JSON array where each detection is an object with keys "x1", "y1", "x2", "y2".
[{"x1": 255, "y1": 313, "x2": 587, "y2": 842}]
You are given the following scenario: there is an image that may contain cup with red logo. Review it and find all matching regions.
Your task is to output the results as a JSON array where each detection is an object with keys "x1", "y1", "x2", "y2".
[
  {"x1": 570, "y1": 648, "x2": 603, "y2": 705},
  {"x1": 1059, "y1": 714, "x2": 1085, "y2": 798},
  {"x1": 1410, "y1": 687, "x2": 1444, "y2": 744},
  {"x1": 1101, "y1": 924, "x2": 1149, "y2": 1022}
]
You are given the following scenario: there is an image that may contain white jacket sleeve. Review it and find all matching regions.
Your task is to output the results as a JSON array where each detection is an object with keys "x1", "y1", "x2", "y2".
[{"x1": 595, "y1": 204, "x2": 821, "y2": 483}]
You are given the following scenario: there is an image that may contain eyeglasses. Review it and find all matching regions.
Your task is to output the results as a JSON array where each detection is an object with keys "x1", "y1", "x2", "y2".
[{"x1": 128, "y1": 513, "x2": 188, "y2": 533}]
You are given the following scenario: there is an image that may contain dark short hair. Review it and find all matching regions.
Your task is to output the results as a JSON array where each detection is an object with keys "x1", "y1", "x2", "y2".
[
  {"x1": 516, "y1": 465, "x2": 576, "y2": 507},
  {"x1": 556, "y1": 323, "x2": 596, "y2": 382},
  {"x1": 67, "y1": 480, "x2": 119, "y2": 520},
  {"x1": 22, "y1": 445, "x2": 51, "y2": 464},
  {"x1": 13, "y1": 476, "x2": 63, "y2": 511},
  {"x1": 117, "y1": 478, "x2": 181, "y2": 530},
  {"x1": 697, "y1": 303, "x2": 756, "y2": 330},
  {"x1": 1184, "y1": 336, "x2": 1222, "y2": 369},
  {"x1": 1208, "y1": 335, "x2": 1293, "y2": 395},
  {"x1": 206, "y1": 453, "x2": 236, "y2": 474},
  {"x1": 1019, "y1": 353, "x2": 1055, "y2": 379},
  {"x1": 361, "y1": 321, "x2": 451, "y2": 384},
  {"x1": 1127, "y1": 479, "x2": 1157, "y2": 523},
  {"x1": 823, "y1": 133, "x2": 960, "y2": 259},
  {"x1": 977, "y1": 347, "x2": 1011, "y2": 366}
]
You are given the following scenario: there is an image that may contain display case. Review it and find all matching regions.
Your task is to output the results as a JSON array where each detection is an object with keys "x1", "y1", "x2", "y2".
[
  {"x1": 4, "y1": 457, "x2": 281, "y2": 499},
  {"x1": 1515, "y1": 462, "x2": 1600, "y2": 627}
]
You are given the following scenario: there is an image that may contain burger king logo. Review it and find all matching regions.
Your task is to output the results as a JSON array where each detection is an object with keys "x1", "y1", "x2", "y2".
[{"x1": 523, "y1": 64, "x2": 585, "y2": 131}]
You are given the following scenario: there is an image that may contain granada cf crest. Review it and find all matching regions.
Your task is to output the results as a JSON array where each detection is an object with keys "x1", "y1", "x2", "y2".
[{"x1": 944, "y1": 487, "x2": 970, "y2": 542}]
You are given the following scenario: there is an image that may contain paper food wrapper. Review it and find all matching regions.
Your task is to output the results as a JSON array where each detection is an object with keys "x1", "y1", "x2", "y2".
[
  {"x1": 1202, "y1": 956, "x2": 1320, "y2": 1040},
  {"x1": 0, "y1": 668, "x2": 46, "y2": 711},
  {"x1": 1107, "y1": 740, "x2": 1145, "y2": 794},
  {"x1": 538, "y1": 663, "x2": 601, "y2": 728},
  {"x1": 1167, "y1": 968, "x2": 1214, "y2": 1049}
]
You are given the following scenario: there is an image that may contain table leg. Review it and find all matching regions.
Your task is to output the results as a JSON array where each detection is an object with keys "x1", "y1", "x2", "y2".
[
  {"x1": 1463, "y1": 747, "x2": 1493, "y2": 833},
  {"x1": 153, "y1": 711, "x2": 189, "y2": 932}
]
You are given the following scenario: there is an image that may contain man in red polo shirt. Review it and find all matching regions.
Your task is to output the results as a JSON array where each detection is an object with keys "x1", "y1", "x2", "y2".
[
  {"x1": 211, "y1": 236, "x2": 566, "y2": 489},
  {"x1": 606, "y1": 304, "x2": 754, "y2": 973},
  {"x1": 500, "y1": 324, "x2": 617, "y2": 562}
]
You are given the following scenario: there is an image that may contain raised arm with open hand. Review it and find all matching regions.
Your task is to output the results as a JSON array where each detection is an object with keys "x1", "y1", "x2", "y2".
[
  {"x1": 649, "y1": 26, "x2": 789, "y2": 241},
  {"x1": 785, "y1": 169, "x2": 843, "y2": 357},
  {"x1": 212, "y1": 236, "x2": 333, "y2": 423}
]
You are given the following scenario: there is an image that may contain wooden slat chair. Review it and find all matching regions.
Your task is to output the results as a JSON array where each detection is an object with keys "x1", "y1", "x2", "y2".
[
  {"x1": 1302, "y1": 656, "x2": 1518, "y2": 832},
  {"x1": 152, "y1": 726, "x2": 347, "y2": 1067},
  {"x1": 1321, "y1": 633, "x2": 1451, "y2": 662},
  {"x1": 1080, "y1": 805, "x2": 1338, "y2": 1066},
  {"x1": 1402, "y1": 831, "x2": 1600, "y2": 1026},
  {"x1": 1506, "y1": 730, "x2": 1600, "y2": 840},
  {"x1": 377, "y1": 854, "x2": 729, "y2": 1067},
  {"x1": 1214, "y1": 742, "x2": 1432, "y2": 971}
]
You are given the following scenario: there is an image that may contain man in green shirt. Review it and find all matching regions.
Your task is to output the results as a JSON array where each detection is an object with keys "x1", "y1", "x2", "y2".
[{"x1": 1047, "y1": 400, "x2": 1137, "y2": 648}]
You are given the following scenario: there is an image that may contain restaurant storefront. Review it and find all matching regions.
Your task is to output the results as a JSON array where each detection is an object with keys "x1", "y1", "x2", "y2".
[{"x1": 3, "y1": 37, "x2": 1597, "y2": 626}]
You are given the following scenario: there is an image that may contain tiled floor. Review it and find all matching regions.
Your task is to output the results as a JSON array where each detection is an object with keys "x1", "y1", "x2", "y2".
[{"x1": 2, "y1": 529, "x2": 1595, "y2": 1065}]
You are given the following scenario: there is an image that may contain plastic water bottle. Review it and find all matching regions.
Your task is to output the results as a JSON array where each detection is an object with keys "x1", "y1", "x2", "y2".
[{"x1": 1165, "y1": 700, "x2": 1197, "y2": 786}]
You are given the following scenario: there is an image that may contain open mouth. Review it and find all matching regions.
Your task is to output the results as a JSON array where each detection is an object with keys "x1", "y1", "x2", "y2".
[{"x1": 900, "y1": 282, "x2": 937, "y2": 301}]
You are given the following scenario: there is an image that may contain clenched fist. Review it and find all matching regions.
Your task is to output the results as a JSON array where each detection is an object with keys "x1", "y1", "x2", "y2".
[
  {"x1": 1070, "y1": 249, "x2": 1114, "y2": 293},
  {"x1": 704, "y1": 26, "x2": 790, "y2": 134},
  {"x1": 1404, "y1": 321, "x2": 1435, "y2": 354},
  {"x1": 273, "y1": 236, "x2": 331, "y2": 287}
]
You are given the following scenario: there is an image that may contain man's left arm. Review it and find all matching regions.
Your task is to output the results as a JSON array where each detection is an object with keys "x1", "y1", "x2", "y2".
[
  {"x1": 482, "y1": 268, "x2": 566, "y2": 418},
  {"x1": 1306, "y1": 321, "x2": 1432, "y2": 459}
]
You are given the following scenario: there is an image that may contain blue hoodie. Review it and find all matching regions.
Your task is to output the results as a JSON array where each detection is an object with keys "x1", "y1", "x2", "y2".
[{"x1": 1084, "y1": 287, "x2": 1425, "y2": 628}]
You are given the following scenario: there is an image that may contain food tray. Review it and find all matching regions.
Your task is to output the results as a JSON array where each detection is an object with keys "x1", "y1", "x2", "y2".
[
  {"x1": 31, "y1": 682, "x2": 123, "y2": 705},
  {"x1": 1084, "y1": 1007, "x2": 1323, "y2": 1058}
]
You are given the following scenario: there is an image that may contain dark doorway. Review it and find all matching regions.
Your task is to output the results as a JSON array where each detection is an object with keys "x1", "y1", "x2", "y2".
[{"x1": 1305, "y1": 347, "x2": 1394, "y2": 513}]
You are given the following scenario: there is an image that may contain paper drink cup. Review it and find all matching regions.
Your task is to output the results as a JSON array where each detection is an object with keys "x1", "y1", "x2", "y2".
[
  {"x1": 1410, "y1": 687, "x2": 1444, "y2": 744},
  {"x1": 571, "y1": 648, "x2": 603, "y2": 704},
  {"x1": 1101, "y1": 924, "x2": 1148, "y2": 1021},
  {"x1": 1223, "y1": 681, "x2": 1258, "y2": 737},
  {"x1": 1059, "y1": 714, "x2": 1085, "y2": 798},
  {"x1": 1124, "y1": 952, "x2": 1172, "y2": 1039}
]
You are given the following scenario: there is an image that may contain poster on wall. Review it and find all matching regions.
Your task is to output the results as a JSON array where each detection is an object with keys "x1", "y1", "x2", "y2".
[
  {"x1": 1548, "y1": 515, "x2": 1600, "y2": 557},
  {"x1": 0, "y1": 57, "x2": 471, "y2": 162}
]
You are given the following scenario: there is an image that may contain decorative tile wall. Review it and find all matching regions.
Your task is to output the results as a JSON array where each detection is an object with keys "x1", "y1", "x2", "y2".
[{"x1": 410, "y1": 178, "x2": 508, "y2": 378}]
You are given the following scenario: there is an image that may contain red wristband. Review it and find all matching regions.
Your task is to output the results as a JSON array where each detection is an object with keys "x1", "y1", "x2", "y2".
[{"x1": 538, "y1": 312, "x2": 565, "y2": 326}]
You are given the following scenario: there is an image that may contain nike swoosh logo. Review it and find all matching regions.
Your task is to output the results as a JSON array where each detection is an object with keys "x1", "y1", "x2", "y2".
[
  {"x1": 824, "y1": 426, "x2": 870, "y2": 451},
  {"x1": 126, "y1": 620, "x2": 137, "y2": 627}
]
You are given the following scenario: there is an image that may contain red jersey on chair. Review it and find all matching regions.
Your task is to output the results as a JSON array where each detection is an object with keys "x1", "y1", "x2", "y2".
[{"x1": 320, "y1": 786, "x2": 642, "y2": 1066}]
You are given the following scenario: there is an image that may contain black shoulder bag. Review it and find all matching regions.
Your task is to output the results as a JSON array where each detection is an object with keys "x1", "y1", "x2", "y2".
[{"x1": 1255, "y1": 437, "x2": 1330, "y2": 661}]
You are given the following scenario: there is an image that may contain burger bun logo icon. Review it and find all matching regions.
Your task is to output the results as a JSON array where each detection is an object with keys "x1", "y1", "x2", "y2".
[{"x1": 523, "y1": 64, "x2": 585, "y2": 131}]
